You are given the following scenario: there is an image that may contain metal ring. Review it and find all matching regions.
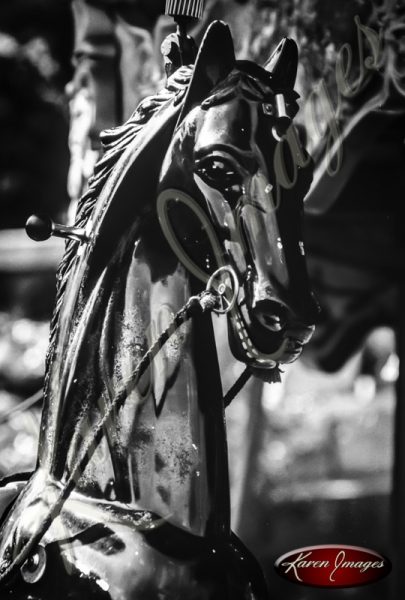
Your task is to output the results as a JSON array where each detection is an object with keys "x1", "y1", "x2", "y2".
[
  {"x1": 271, "y1": 125, "x2": 284, "y2": 142},
  {"x1": 206, "y1": 266, "x2": 240, "y2": 314}
]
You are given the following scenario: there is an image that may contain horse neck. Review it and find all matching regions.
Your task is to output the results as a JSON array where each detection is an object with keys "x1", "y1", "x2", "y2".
[{"x1": 40, "y1": 220, "x2": 231, "y2": 539}]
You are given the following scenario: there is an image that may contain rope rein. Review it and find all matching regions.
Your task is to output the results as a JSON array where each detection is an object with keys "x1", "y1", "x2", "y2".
[{"x1": 0, "y1": 285, "x2": 252, "y2": 584}]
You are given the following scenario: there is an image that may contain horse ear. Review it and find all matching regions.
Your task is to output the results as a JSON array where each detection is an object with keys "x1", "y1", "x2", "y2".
[
  {"x1": 264, "y1": 38, "x2": 298, "y2": 89},
  {"x1": 178, "y1": 20, "x2": 235, "y2": 122}
]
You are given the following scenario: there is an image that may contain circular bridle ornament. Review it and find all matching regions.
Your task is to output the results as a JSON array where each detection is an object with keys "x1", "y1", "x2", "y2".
[{"x1": 206, "y1": 266, "x2": 240, "y2": 314}]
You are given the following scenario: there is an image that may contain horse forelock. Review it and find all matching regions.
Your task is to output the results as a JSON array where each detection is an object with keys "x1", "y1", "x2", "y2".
[{"x1": 201, "y1": 65, "x2": 293, "y2": 110}]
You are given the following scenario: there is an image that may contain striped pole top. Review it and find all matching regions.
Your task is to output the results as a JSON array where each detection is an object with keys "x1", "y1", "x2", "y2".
[{"x1": 165, "y1": 0, "x2": 205, "y2": 20}]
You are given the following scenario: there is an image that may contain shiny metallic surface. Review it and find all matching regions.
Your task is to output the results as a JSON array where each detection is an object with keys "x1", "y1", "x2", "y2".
[
  {"x1": 206, "y1": 266, "x2": 240, "y2": 314},
  {"x1": 25, "y1": 214, "x2": 90, "y2": 244}
]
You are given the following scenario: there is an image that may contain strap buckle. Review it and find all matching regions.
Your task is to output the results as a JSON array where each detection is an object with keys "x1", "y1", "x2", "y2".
[{"x1": 206, "y1": 266, "x2": 240, "y2": 314}]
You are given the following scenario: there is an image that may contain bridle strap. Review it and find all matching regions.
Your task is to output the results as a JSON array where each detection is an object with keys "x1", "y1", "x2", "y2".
[{"x1": 223, "y1": 367, "x2": 252, "y2": 408}]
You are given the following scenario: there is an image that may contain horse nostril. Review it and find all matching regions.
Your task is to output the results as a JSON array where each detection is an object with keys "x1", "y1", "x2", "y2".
[
  {"x1": 253, "y1": 300, "x2": 287, "y2": 332},
  {"x1": 262, "y1": 314, "x2": 283, "y2": 332}
]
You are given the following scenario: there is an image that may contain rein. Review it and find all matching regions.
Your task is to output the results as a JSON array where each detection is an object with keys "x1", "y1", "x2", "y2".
[{"x1": 0, "y1": 270, "x2": 253, "y2": 584}]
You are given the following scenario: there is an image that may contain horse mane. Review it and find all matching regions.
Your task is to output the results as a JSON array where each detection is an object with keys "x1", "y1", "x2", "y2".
[{"x1": 44, "y1": 66, "x2": 193, "y2": 394}]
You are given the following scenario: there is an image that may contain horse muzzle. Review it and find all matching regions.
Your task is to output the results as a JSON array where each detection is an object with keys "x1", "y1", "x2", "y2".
[{"x1": 224, "y1": 267, "x2": 317, "y2": 371}]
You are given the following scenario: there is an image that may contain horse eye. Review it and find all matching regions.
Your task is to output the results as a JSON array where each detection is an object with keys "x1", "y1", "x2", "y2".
[
  {"x1": 20, "y1": 545, "x2": 47, "y2": 584},
  {"x1": 196, "y1": 157, "x2": 242, "y2": 189}
]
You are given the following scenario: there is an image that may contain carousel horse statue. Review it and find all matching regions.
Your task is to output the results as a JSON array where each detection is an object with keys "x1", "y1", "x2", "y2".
[{"x1": 0, "y1": 4, "x2": 318, "y2": 598}]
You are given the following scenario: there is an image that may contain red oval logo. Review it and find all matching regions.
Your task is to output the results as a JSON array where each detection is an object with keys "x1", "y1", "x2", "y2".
[{"x1": 274, "y1": 545, "x2": 391, "y2": 588}]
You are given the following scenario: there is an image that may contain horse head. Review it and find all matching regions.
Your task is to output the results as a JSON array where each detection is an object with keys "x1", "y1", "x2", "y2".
[{"x1": 157, "y1": 22, "x2": 318, "y2": 380}]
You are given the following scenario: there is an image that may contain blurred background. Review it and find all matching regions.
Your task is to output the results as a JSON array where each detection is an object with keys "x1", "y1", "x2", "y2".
[{"x1": 0, "y1": 1, "x2": 403, "y2": 599}]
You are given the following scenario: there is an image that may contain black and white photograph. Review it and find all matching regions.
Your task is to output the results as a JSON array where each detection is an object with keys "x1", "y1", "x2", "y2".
[{"x1": 0, "y1": 1, "x2": 403, "y2": 598}]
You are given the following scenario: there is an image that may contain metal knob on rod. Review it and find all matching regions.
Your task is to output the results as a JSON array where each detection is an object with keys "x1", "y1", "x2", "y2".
[{"x1": 25, "y1": 214, "x2": 89, "y2": 243}]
